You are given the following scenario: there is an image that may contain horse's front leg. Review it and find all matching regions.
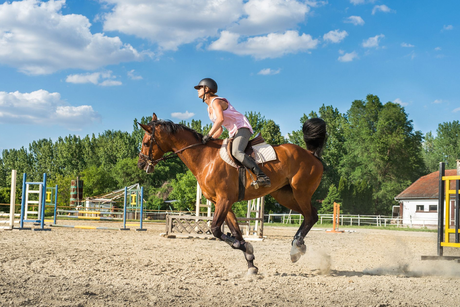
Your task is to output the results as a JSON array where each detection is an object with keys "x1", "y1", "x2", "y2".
[
  {"x1": 210, "y1": 200, "x2": 258, "y2": 275},
  {"x1": 225, "y1": 210, "x2": 258, "y2": 275}
]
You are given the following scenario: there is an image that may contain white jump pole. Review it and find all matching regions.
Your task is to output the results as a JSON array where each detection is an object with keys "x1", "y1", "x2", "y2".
[{"x1": 8, "y1": 170, "x2": 17, "y2": 229}]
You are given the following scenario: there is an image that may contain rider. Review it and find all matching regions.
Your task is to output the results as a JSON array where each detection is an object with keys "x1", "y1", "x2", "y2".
[{"x1": 194, "y1": 78, "x2": 271, "y2": 188}]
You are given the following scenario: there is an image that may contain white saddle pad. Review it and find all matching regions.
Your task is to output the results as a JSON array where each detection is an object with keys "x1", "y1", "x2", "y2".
[{"x1": 219, "y1": 138, "x2": 277, "y2": 168}]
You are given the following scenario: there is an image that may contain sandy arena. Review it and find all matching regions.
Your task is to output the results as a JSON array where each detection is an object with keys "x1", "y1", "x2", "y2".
[{"x1": 2, "y1": 221, "x2": 460, "y2": 306}]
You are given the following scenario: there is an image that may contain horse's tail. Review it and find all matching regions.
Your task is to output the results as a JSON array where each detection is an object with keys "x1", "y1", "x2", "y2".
[{"x1": 302, "y1": 118, "x2": 327, "y2": 159}]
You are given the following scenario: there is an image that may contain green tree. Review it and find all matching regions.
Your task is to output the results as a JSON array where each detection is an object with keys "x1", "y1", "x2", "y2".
[
  {"x1": 54, "y1": 135, "x2": 86, "y2": 176},
  {"x1": 319, "y1": 184, "x2": 341, "y2": 214},
  {"x1": 423, "y1": 121, "x2": 460, "y2": 172},
  {"x1": 79, "y1": 165, "x2": 118, "y2": 198},
  {"x1": 29, "y1": 138, "x2": 56, "y2": 178},
  {"x1": 168, "y1": 170, "x2": 197, "y2": 211},
  {"x1": 261, "y1": 119, "x2": 285, "y2": 145},
  {"x1": 341, "y1": 95, "x2": 425, "y2": 214}
]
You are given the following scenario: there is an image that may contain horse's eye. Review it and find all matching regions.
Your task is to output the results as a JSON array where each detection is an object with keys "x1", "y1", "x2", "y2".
[{"x1": 143, "y1": 142, "x2": 148, "y2": 146}]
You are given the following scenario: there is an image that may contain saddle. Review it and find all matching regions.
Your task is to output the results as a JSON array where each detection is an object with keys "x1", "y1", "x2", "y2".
[
  {"x1": 220, "y1": 133, "x2": 277, "y2": 201},
  {"x1": 227, "y1": 133, "x2": 266, "y2": 167}
]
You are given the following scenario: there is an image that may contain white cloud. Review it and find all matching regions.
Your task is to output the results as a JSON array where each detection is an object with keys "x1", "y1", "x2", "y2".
[
  {"x1": 102, "y1": 0, "x2": 322, "y2": 53},
  {"x1": 99, "y1": 80, "x2": 122, "y2": 87},
  {"x1": 433, "y1": 99, "x2": 443, "y2": 104},
  {"x1": 0, "y1": 90, "x2": 100, "y2": 130},
  {"x1": 102, "y1": 0, "x2": 243, "y2": 51},
  {"x1": 401, "y1": 42, "x2": 415, "y2": 48},
  {"x1": 66, "y1": 73, "x2": 101, "y2": 85},
  {"x1": 127, "y1": 70, "x2": 143, "y2": 80},
  {"x1": 323, "y1": 30, "x2": 348, "y2": 44},
  {"x1": 208, "y1": 30, "x2": 319, "y2": 59},
  {"x1": 258, "y1": 68, "x2": 281, "y2": 75},
  {"x1": 0, "y1": 0, "x2": 148, "y2": 75},
  {"x1": 344, "y1": 16, "x2": 365, "y2": 26},
  {"x1": 362, "y1": 34, "x2": 385, "y2": 48},
  {"x1": 453, "y1": 107, "x2": 460, "y2": 113},
  {"x1": 443, "y1": 25, "x2": 453, "y2": 31},
  {"x1": 350, "y1": 0, "x2": 376, "y2": 4},
  {"x1": 229, "y1": 0, "x2": 310, "y2": 36},
  {"x1": 435, "y1": 47, "x2": 442, "y2": 51},
  {"x1": 171, "y1": 111, "x2": 195, "y2": 120},
  {"x1": 372, "y1": 5, "x2": 394, "y2": 15},
  {"x1": 394, "y1": 98, "x2": 408, "y2": 107},
  {"x1": 66, "y1": 71, "x2": 121, "y2": 86},
  {"x1": 338, "y1": 51, "x2": 358, "y2": 62}
]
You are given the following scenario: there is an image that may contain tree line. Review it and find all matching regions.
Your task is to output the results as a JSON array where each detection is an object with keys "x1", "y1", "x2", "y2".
[{"x1": 1, "y1": 94, "x2": 459, "y2": 216}]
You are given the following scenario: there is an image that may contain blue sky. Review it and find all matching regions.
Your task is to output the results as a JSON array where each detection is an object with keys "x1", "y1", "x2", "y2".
[{"x1": 0, "y1": 0, "x2": 459, "y2": 152}]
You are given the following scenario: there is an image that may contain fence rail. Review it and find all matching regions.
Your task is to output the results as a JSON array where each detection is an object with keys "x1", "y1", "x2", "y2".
[{"x1": 267, "y1": 213, "x2": 417, "y2": 228}]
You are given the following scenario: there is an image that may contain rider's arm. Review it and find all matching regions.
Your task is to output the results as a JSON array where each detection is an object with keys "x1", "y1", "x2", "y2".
[
  {"x1": 212, "y1": 126, "x2": 223, "y2": 138},
  {"x1": 207, "y1": 99, "x2": 225, "y2": 137}
]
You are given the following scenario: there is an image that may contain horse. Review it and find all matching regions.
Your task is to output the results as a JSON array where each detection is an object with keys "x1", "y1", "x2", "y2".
[{"x1": 138, "y1": 113, "x2": 326, "y2": 275}]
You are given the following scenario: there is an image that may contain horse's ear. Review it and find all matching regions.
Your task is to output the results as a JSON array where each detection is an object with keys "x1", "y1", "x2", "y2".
[
  {"x1": 138, "y1": 123, "x2": 152, "y2": 133},
  {"x1": 152, "y1": 113, "x2": 157, "y2": 121}
]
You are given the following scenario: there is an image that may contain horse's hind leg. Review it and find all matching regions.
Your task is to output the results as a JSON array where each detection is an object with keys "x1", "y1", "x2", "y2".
[
  {"x1": 290, "y1": 206, "x2": 318, "y2": 262},
  {"x1": 271, "y1": 185, "x2": 318, "y2": 263},
  {"x1": 225, "y1": 210, "x2": 258, "y2": 275}
]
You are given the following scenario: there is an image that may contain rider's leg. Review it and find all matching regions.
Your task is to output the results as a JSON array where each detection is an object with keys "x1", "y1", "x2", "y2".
[{"x1": 232, "y1": 128, "x2": 271, "y2": 188}]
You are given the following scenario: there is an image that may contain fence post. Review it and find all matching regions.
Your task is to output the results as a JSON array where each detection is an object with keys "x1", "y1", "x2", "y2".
[{"x1": 8, "y1": 170, "x2": 17, "y2": 229}]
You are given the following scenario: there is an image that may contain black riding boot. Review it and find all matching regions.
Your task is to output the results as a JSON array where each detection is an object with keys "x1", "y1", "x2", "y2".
[{"x1": 241, "y1": 156, "x2": 271, "y2": 188}]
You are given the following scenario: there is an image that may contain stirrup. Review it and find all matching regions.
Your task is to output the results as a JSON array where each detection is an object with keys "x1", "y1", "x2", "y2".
[{"x1": 256, "y1": 176, "x2": 271, "y2": 188}]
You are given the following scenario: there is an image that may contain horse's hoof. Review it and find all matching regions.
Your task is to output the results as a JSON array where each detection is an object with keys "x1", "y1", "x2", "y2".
[
  {"x1": 290, "y1": 242, "x2": 306, "y2": 263},
  {"x1": 291, "y1": 253, "x2": 302, "y2": 263},
  {"x1": 300, "y1": 243, "x2": 307, "y2": 255},
  {"x1": 247, "y1": 267, "x2": 258, "y2": 275}
]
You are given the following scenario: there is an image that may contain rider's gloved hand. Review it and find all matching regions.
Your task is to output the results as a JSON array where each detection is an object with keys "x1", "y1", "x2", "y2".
[{"x1": 202, "y1": 135, "x2": 212, "y2": 144}]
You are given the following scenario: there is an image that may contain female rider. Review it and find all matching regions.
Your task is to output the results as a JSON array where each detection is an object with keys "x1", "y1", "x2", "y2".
[{"x1": 194, "y1": 78, "x2": 271, "y2": 188}]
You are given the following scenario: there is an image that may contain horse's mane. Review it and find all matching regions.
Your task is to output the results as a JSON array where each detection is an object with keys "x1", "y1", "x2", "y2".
[{"x1": 150, "y1": 120, "x2": 203, "y2": 141}]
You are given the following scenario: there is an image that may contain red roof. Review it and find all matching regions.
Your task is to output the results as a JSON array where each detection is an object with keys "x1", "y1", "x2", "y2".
[{"x1": 395, "y1": 169, "x2": 459, "y2": 200}]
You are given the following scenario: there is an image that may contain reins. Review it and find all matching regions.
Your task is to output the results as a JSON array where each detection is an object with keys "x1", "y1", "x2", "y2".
[{"x1": 139, "y1": 122, "x2": 203, "y2": 166}]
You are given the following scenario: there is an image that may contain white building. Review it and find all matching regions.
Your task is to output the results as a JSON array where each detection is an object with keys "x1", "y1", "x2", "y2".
[{"x1": 395, "y1": 169, "x2": 457, "y2": 228}]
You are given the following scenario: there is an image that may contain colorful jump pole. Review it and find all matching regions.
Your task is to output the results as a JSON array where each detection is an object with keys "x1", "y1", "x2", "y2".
[
  {"x1": 52, "y1": 185, "x2": 58, "y2": 225},
  {"x1": 136, "y1": 187, "x2": 146, "y2": 231},
  {"x1": 120, "y1": 187, "x2": 130, "y2": 231},
  {"x1": 19, "y1": 173, "x2": 26, "y2": 229}
]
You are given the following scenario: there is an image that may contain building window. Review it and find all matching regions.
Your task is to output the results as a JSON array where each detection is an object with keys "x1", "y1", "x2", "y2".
[
  {"x1": 416, "y1": 205, "x2": 425, "y2": 212},
  {"x1": 429, "y1": 205, "x2": 437, "y2": 212}
]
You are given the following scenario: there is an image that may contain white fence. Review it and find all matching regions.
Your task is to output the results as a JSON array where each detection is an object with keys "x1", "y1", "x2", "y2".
[{"x1": 267, "y1": 213, "x2": 418, "y2": 228}]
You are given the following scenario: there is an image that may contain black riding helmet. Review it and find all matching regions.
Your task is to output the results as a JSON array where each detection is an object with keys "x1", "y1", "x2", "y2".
[{"x1": 194, "y1": 78, "x2": 218, "y2": 93}]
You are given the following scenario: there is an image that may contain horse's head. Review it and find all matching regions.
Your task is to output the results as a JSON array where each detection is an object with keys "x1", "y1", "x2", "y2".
[{"x1": 137, "y1": 113, "x2": 169, "y2": 173}]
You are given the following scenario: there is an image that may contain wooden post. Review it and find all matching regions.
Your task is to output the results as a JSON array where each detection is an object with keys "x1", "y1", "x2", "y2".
[
  {"x1": 327, "y1": 202, "x2": 344, "y2": 233},
  {"x1": 6, "y1": 170, "x2": 17, "y2": 230}
]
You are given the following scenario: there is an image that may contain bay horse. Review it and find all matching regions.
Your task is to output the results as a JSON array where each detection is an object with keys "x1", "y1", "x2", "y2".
[{"x1": 138, "y1": 113, "x2": 326, "y2": 275}]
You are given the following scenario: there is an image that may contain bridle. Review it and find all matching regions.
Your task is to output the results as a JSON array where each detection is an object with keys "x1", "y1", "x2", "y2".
[{"x1": 139, "y1": 123, "x2": 203, "y2": 171}]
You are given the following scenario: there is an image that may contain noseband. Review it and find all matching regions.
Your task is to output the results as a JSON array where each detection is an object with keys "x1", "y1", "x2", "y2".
[{"x1": 139, "y1": 122, "x2": 203, "y2": 169}]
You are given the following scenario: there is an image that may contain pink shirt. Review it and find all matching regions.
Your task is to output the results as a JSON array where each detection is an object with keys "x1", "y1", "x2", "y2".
[{"x1": 208, "y1": 97, "x2": 253, "y2": 137}]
